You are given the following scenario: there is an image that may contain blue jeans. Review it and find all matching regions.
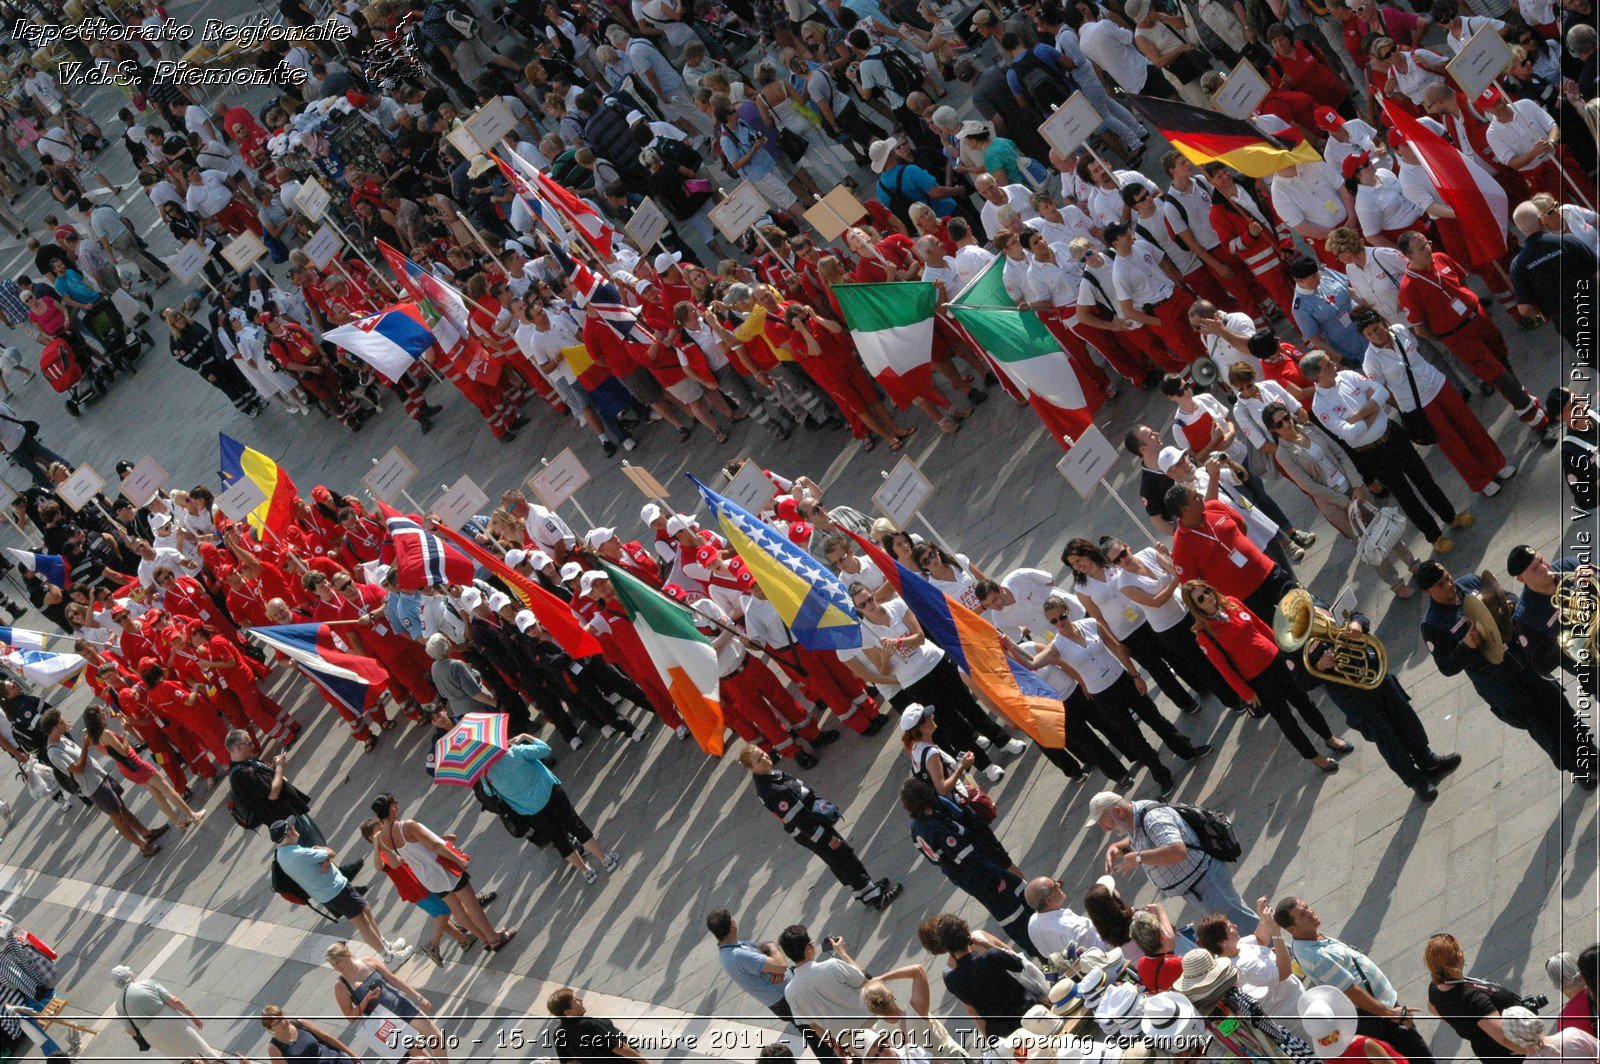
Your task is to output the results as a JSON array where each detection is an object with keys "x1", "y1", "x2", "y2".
[{"x1": 1175, "y1": 859, "x2": 1256, "y2": 927}]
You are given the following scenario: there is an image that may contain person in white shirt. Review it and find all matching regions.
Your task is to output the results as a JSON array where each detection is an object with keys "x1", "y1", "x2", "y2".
[
  {"x1": 1346, "y1": 156, "x2": 1427, "y2": 246},
  {"x1": 513, "y1": 300, "x2": 624, "y2": 455},
  {"x1": 1188, "y1": 301, "x2": 1261, "y2": 386},
  {"x1": 975, "y1": 567, "x2": 1083, "y2": 643},
  {"x1": 976, "y1": 175, "x2": 1038, "y2": 239},
  {"x1": 1125, "y1": 183, "x2": 1235, "y2": 309},
  {"x1": 1434, "y1": 2, "x2": 1504, "y2": 54},
  {"x1": 1078, "y1": 8, "x2": 1161, "y2": 96},
  {"x1": 1483, "y1": 93, "x2": 1567, "y2": 199},
  {"x1": 1355, "y1": 308, "x2": 1514, "y2": 497},
  {"x1": 1303, "y1": 348, "x2": 1467, "y2": 551},
  {"x1": 1069, "y1": 239, "x2": 1164, "y2": 386},
  {"x1": 1270, "y1": 160, "x2": 1353, "y2": 253},
  {"x1": 1105, "y1": 222, "x2": 1206, "y2": 367},
  {"x1": 1227, "y1": 361, "x2": 1303, "y2": 455},
  {"x1": 1027, "y1": 194, "x2": 1097, "y2": 253},
  {"x1": 995, "y1": 230, "x2": 1034, "y2": 304},
  {"x1": 1195, "y1": 901, "x2": 1308, "y2": 1038},
  {"x1": 1314, "y1": 108, "x2": 1383, "y2": 179},
  {"x1": 1325, "y1": 227, "x2": 1409, "y2": 321},
  {"x1": 1366, "y1": 39, "x2": 1449, "y2": 106},
  {"x1": 1025, "y1": 876, "x2": 1110, "y2": 959},
  {"x1": 949, "y1": 219, "x2": 997, "y2": 290},
  {"x1": 1079, "y1": 157, "x2": 1161, "y2": 229}
]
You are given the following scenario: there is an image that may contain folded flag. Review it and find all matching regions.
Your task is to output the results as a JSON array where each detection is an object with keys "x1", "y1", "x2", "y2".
[
  {"x1": 1125, "y1": 95, "x2": 1323, "y2": 178},
  {"x1": 0, "y1": 626, "x2": 50, "y2": 651},
  {"x1": 1382, "y1": 100, "x2": 1508, "y2": 267},
  {"x1": 841, "y1": 529, "x2": 1066, "y2": 747},
  {"x1": 689, "y1": 475, "x2": 860, "y2": 650},
  {"x1": 375, "y1": 502, "x2": 477, "y2": 591},
  {"x1": 244, "y1": 622, "x2": 387, "y2": 717},
  {"x1": 529, "y1": 168, "x2": 615, "y2": 257},
  {"x1": 595, "y1": 559, "x2": 724, "y2": 756},
  {"x1": 830, "y1": 282, "x2": 940, "y2": 409},
  {"x1": 948, "y1": 259, "x2": 1103, "y2": 448},
  {"x1": 325, "y1": 302, "x2": 437, "y2": 383},
  {"x1": 6, "y1": 550, "x2": 67, "y2": 590},
  {"x1": 432, "y1": 523, "x2": 604, "y2": 660},
  {"x1": 219, "y1": 434, "x2": 298, "y2": 537},
  {"x1": 3, "y1": 647, "x2": 84, "y2": 686}
]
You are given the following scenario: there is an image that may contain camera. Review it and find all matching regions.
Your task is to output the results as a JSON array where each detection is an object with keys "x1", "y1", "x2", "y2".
[{"x1": 1521, "y1": 995, "x2": 1549, "y2": 1013}]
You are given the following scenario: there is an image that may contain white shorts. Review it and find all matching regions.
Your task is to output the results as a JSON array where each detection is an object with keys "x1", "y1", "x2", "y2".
[{"x1": 666, "y1": 377, "x2": 705, "y2": 403}]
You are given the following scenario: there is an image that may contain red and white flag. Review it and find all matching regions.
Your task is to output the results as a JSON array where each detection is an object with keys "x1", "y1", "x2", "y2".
[
  {"x1": 375, "y1": 501, "x2": 476, "y2": 591},
  {"x1": 1383, "y1": 100, "x2": 1507, "y2": 267},
  {"x1": 529, "y1": 169, "x2": 615, "y2": 257}
]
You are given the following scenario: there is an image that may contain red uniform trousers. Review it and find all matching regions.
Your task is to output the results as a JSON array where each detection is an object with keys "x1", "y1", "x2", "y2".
[
  {"x1": 220, "y1": 679, "x2": 287, "y2": 737},
  {"x1": 1074, "y1": 309, "x2": 1161, "y2": 382},
  {"x1": 720, "y1": 654, "x2": 820, "y2": 758},
  {"x1": 1150, "y1": 290, "x2": 1207, "y2": 365},
  {"x1": 1422, "y1": 383, "x2": 1505, "y2": 492},
  {"x1": 798, "y1": 354, "x2": 880, "y2": 439},
  {"x1": 162, "y1": 699, "x2": 232, "y2": 770},
  {"x1": 125, "y1": 710, "x2": 191, "y2": 788},
  {"x1": 768, "y1": 642, "x2": 879, "y2": 731},
  {"x1": 605, "y1": 620, "x2": 685, "y2": 730},
  {"x1": 1437, "y1": 313, "x2": 1512, "y2": 383},
  {"x1": 211, "y1": 197, "x2": 262, "y2": 237},
  {"x1": 1039, "y1": 310, "x2": 1116, "y2": 391},
  {"x1": 1124, "y1": 322, "x2": 1189, "y2": 375},
  {"x1": 366, "y1": 631, "x2": 437, "y2": 711},
  {"x1": 1182, "y1": 265, "x2": 1234, "y2": 309}
]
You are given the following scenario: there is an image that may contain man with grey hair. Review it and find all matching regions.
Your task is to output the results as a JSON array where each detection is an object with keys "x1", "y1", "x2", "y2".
[
  {"x1": 426, "y1": 633, "x2": 499, "y2": 719},
  {"x1": 1087, "y1": 791, "x2": 1256, "y2": 926},
  {"x1": 1510, "y1": 199, "x2": 1599, "y2": 353},
  {"x1": 1567, "y1": 24, "x2": 1598, "y2": 100},
  {"x1": 1024, "y1": 876, "x2": 1108, "y2": 962}
]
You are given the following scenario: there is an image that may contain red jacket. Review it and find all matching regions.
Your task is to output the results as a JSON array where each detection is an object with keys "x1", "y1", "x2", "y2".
[
  {"x1": 1192, "y1": 596, "x2": 1281, "y2": 701},
  {"x1": 1170, "y1": 500, "x2": 1274, "y2": 602},
  {"x1": 1399, "y1": 252, "x2": 1483, "y2": 336}
]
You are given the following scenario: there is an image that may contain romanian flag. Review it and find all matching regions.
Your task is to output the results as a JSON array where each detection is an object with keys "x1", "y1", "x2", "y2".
[
  {"x1": 219, "y1": 433, "x2": 297, "y2": 538},
  {"x1": 596, "y1": 558, "x2": 724, "y2": 756},
  {"x1": 841, "y1": 529, "x2": 1066, "y2": 748},
  {"x1": 690, "y1": 475, "x2": 860, "y2": 651},
  {"x1": 1126, "y1": 95, "x2": 1322, "y2": 178},
  {"x1": 432, "y1": 522, "x2": 605, "y2": 660}
]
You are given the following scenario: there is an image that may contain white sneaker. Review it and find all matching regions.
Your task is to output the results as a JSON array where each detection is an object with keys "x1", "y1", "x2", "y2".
[
  {"x1": 381, "y1": 942, "x2": 414, "y2": 965},
  {"x1": 1496, "y1": 462, "x2": 1517, "y2": 480},
  {"x1": 982, "y1": 764, "x2": 1005, "y2": 783},
  {"x1": 675, "y1": 724, "x2": 690, "y2": 740},
  {"x1": 1002, "y1": 738, "x2": 1027, "y2": 756},
  {"x1": 973, "y1": 735, "x2": 991, "y2": 750},
  {"x1": 0, "y1": 798, "x2": 11, "y2": 826},
  {"x1": 569, "y1": 735, "x2": 584, "y2": 750},
  {"x1": 601, "y1": 725, "x2": 616, "y2": 738},
  {"x1": 1482, "y1": 481, "x2": 1501, "y2": 498},
  {"x1": 631, "y1": 729, "x2": 645, "y2": 743}
]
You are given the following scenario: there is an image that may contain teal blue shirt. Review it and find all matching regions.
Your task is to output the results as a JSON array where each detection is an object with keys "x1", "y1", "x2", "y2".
[
  {"x1": 275, "y1": 844, "x2": 346, "y2": 903},
  {"x1": 484, "y1": 740, "x2": 559, "y2": 815}
]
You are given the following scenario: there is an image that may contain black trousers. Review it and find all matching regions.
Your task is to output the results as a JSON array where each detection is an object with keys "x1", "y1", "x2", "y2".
[
  {"x1": 769, "y1": 996, "x2": 843, "y2": 1063},
  {"x1": 1243, "y1": 567, "x2": 1299, "y2": 630},
  {"x1": 1347, "y1": 429, "x2": 1456, "y2": 543},
  {"x1": 1080, "y1": 676, "x2": 1182, "y2": 784},
  {"x1": 1151, "y1": 620, "x2": 1243, "y2": 708},
  {"x1": 1319, "y1": 676, "x2": 1437, "y2": 787},
  {"x1": 1475, "y1": 662, "x2": 1597, "y2": 777},
  {"x1": 900, "y1": 655, "x2": 1010, "y2": 749},
  {"x1": 1356, "y1": 1010, "x2": 1435, "y2": 1064},
  {"x1": 1247, "y1": 656, "x2": 1333, "y2": 760},
  {"x1": 1064, "y1": 689, "x2": 1132, "y2": 780},
  {"x1": 795, "y1": 826, "x2": 871, "y2": 893}
]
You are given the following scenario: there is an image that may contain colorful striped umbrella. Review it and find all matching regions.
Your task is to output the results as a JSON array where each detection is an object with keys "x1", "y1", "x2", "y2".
[{"x1": 432, "y1": 712, "x2": 510, "y2": 787}]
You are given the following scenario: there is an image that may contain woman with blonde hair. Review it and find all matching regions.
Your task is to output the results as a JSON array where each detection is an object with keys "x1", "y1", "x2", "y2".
[
  {"x1": 326, "y1": 940, "x2": 448, "y2": 1061},
  {"x1": 261, "y1": 1003, "x2": 360, "y2": 1062},
  {"x1": 861, "y1": 974, "x2": 973, "y2": 1060}
]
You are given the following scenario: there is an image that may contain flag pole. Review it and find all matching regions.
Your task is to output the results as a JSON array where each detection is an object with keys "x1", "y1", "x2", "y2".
[{"x1": 1492, "y1": 75, "x2": 1595, "y2": 212}]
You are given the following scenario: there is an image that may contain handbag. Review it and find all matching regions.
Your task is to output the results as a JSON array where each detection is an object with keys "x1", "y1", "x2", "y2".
[
  {"x1": 1349, "y1": 498, "x2": 1406, "y2": 566},
  {"x1": 778, "y1": 126, "x2": 808, "y2": 162},
  {"x1": 958, "y1": 775, "x2": 998, "y2": 824},
  {"x1": 119, "y1": 990, "x2": 151, "y2": 1052},
  {"x1": 21, "y1": 760, "x2": 56, "y2": 801},
  {"x1": 682, "y1": 177, "x2": 711, "y2": 196},
  {"x1": 1014, "y1": 953, "x2": 1052, "y2": 1001}
]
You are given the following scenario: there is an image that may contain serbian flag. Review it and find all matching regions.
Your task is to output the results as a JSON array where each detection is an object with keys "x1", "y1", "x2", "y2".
[
  {"x1": 3, "y1": 646, "x2": 84, "y2": 686},
  {"x1": 529, "y1": 168, "x2": 614, "y2": 257},
  {"x1": 841, "y1": 529, "x2": 1066, "y2": 748},
  {"x1": 325, "y1": 302, "x2": 436, "y2": 383},
  {"x1": 1125, "y1": 95, "x2": 1323, "y2": 178},
  {"x1": 830, "y1": 282, "x2": 940, "y2": 410},
  {"x1": 244, "y1": 623, "x2": 387, "y2": 718},
  {"x1": 1383, "y1": 100, "x2": 1508, "y2": 267},
  {"x1": 219, "y1": 434, "x2": 297, "y2": 538},
  {"x1": 948, "y1": 259, "x2": 1104, "y2": 449},
  {"x1": 432, "y1": 522, "x2": 604, "y2": 659},
  {"x1": 375, "y1": 501, "x2": 476, "y2": 590},
  {"x1": 6, "y1": 550, "x2": 67, "y2": 590}
]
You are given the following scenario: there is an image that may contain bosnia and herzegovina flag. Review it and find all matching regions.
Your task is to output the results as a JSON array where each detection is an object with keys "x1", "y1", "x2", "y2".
[
  {"x1": 219, "y1": 434, "x2": 297, "y2": 537},
  {"x1": 689, "y1": 475, "x2": 861, "y2": 651},
  {"x1": 595, "y1": 558, "x2": 725, "y2": 757},
  {"x1": 324, "y1": 302, "x2": 437, "y2": 384},
  {"x1": 841, "y1": 529, "x2": 1066, "y2": 748},
  {"x1": 1126, "y1": 95, "x2": 1321, "y2": 178}
]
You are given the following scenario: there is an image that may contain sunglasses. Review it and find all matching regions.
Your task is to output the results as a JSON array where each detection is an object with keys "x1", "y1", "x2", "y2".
[
  {"x1": 1108, "y1": 550, "x2": 1128, "y2": 564},
  {"x1": 1046, "y1": 614, "x2": 1071, "y2": 626},
  {"x1": 1269, "y1": 416, "x2": 1290, "y2": 429},
  {"x1": 1375, "y1": 47, "x2": 1395, "y2": 59}
]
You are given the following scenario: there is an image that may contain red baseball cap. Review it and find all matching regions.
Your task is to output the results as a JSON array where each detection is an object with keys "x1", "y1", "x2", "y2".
[
  {"x1": 774, "y1": 497, "x2": 800, "y2": 522},
  {"x1": 1341, "y1": 151, "x2": 1372, "y2": 180},
  {"x1": 695, "y1": 544, "x2": 720, "y2": 568},
  {"x1": 1387, "y1": 128, "x2": 1406, "y2": 148},
  {"x1": 1313, "y1": 106, "x2": 1344, "y2": 132},
  {"x1": 661, "y1": 583, "x2": 687, "y2": 602},
  {"x1": 787, "y1": 521, "x2": 814, "y2": 546},
  {"x1": 1476, "y1": 84, "x2": 1507, "y2": 110}
]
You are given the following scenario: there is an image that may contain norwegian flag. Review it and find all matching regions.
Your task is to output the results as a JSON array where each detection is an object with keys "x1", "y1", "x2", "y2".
[
  {"x1": 590, "y1": 282, "x2": 657, "y2": 344},
  {"x1": 375, "y1": 501, "x2": 476, "y2": 590},
  {"x1": 528, "y1": 168, "x2": 615, "y2": 257}
]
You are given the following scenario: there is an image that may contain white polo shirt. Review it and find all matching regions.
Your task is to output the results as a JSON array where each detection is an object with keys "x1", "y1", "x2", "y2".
[
  {"x1": 184, "y1": 170, "x2": 234, "y2": 218},
  {"x1": 1084, "y1": 171, "x2": 1160, "y2": 229},
  {"x1": 1270, "y1": 162, "x2": 1349, "y2": 232},
  {"x1": 979, "y1": 184, "x2": 1038, "y2": 239},
  {"x1": 1444, "y1": 14, "x2": 1504, "y2": 53},
  {"x1": 1132, "y1": 206, "x2": 1200, "y2": 274},
  {"x1": 1111, "y1": 237, "x2": 1175, "y2": 309},
  {"x1": 1161, "y1": 177, "x2": 1221, "y2": 250},
  {"x1": 1486, "y1": 100, "x2": 1557, "y2": 171},
  {"x1": 1362, "y1": 324, "x2": 1444, "y2": 411},
  {"x1": 1050, "y1": 618, "x2": 1124, "y2": 695},
  {"x1": 1341, "y1": 245, "x2": 1409, "y2": 322},
  {"x1": 985, "y1": 567, "x2": 1082, "y2": 641},
  {"x1": 1200, "y1": 310, "x2": 1262, "y2": 382},
  {"x1": 1320, "y1": 119, "x2": 1380, "y2": 178},
  {"x1": 1233, "y1": 378, "x2": 1303, "y2": 450},
  {"x1": 1079, "y1": 19, "x2": 1150, "y2": 94},
  {"x1": 1354, "y1": 169, "x2": 1425, "y2": 237},
  {"x1": 1026, "y1": 258, "x2": 1083, "y2": 309},
  {"x1": 1027, "y1": 205, "x2": 1097, "y2": 251},
  {"x1": 953, "y1": 245, "x2": 996, "y2": 291},
  {"x1": 1385, "y1": 49, "x2": 1449, "y2": 104},
  {"x1": 1311, "y1": 371, "x2": 1392, "y2": 448},
  {"x1": 1001, "y1": 255, "x2": 1033, "y2": 304}
]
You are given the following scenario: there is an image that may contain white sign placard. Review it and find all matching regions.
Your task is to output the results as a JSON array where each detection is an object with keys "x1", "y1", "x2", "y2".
[
  {"x1": 363, "y1": 446, "x2": 418, "y2": 505},
  {"x1": 55, "y1": 464, "x2": 105, "y2": 513},
  {"x1": 433, "y1": 475, "x2": 490, "y2": 531},
  {"x1": 222, "y1": 232, "x2": 267, "y2": 273},
  {"x1": 1037, "y1": 92, "x2": 1103, "y2": 158},
  {"x1": 1446, "y1": 24, "x2": 1514, "y2": 101},
  {"x1": 446, "y1": 122, "x2": 482, "y2": 161},
  {"x1": 1055, "y1": 424, "x2": 1119, "y2": 498},
  {"x1": 1209, "y1": 60, "x2": 1270, "y2": 121},
  {"x1": 304, "y1": 223, "x2": 343, "y2": 271},
  {"x1": 621, "y1": 462, "x2": 672, "y2": 502},
  {"x1": 358, "y1": 1006, "x2": 422, "y2": 1062},
  {"x1": 216, "y1": 477, "x2": 269, "y2": 522},
  {"x1": 169, "y1": 241, "x2": 209, "y2": 283},
  {"x1": 626, "y1": 197, "x2": 670, "y2": 254},
  {"x1": 293, "y1": 177, "x2": 332, "y2": 222},
  {"x1": 722, "y1": 459, "x2": 777, "y2": 515},
  {"x1": 117, "y1": 457, "x2": 167, "y2": 508},
  {"x1": 466, "y1": 97, "x2": 519, "y2": 155},
  {"x1": 709, "y1": 181, "x2": 770, "y2": 242},
  {"x1": 873, "y1": 455, "x2": 934, "y2": 529},
  {"x1": 528, "y1": 447, "x2": 591, "y2": 512}
]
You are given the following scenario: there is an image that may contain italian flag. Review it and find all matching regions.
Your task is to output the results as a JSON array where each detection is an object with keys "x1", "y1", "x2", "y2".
[
  {"x1": 830, "y1": 282, "x2": 939, "y2": 409},
  {"x1": 596, "y1": 560, "x2": 725, "y2": 756},
  {"x1": 948, "y1": 259, "x2": 1104, "y2": 449}
]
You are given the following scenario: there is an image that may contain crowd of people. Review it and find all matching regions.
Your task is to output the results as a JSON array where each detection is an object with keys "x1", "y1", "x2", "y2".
[{"x1": 0, "y1": 0, "x2": 1592, "y2": 1053}]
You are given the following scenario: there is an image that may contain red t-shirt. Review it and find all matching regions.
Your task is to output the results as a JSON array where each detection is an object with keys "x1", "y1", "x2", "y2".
[
  {"x1": 1171, "y1": 500, "x2": 1275, "y2": 602},
  {"x1": 1137, "y1": 955, "x2": 1186, "y2": 994}
]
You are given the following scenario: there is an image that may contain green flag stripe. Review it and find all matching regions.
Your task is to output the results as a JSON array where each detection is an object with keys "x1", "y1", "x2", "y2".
[
  {"x1": 949, "y1": 305, "x2": 1060, "y2": 364},
  {"x1": 832, "y1": 282, "x2": 937, "y2": 332},
  {"x1": 597, "y1": 559, "x2": 711, "y2": 645}
]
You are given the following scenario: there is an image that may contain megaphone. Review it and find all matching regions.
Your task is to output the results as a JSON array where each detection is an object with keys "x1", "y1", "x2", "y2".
[{"x1": 1189, "y1": 357, "x2": 1219, "y2": 388}]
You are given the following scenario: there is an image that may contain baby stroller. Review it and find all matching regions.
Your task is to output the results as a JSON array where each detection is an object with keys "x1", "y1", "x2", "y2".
[
  {"x1": 0, "y1": 920, "x2": 90, "y2": 1060},
  {"x1": 76, "y1": 300, "x2": 147, "y2": 377},
  {"x1": 38, "y1": 340, "x2": 100, "y2": 418}
]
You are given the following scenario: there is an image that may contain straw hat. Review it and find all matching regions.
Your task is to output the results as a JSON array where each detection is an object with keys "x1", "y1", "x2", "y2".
[{"x1": 1172, "y1": 949, "x2": 1238, "y2": 1007}]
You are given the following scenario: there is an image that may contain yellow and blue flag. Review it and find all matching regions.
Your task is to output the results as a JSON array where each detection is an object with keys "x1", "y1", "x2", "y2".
[{"x1": 689, "y1": 475, "x2": 860, "y2": 651}]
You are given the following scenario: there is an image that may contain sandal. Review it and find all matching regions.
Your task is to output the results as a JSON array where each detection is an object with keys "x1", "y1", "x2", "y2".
[
  {"x1": 361, "y1": 735, "x2": 379, "y2": 753},
  {"x1": 895, "y1": 424, "x2": 918, "y2": 439},
  {"x1": 887, "y1": 437, "x2": 903, "y2": 451},
  {"x1": 862, "y1": 436, "x2": 877, "y2": 452},
  {"x1": 380, "y1": 716, "x2": 398, "y2": 731},
  {"x1": 713, "y1": 429, "x2": 729, "y2": 444},
  {"x1": 938, "y1": 417, "x2": 961, "y2": 435},
  {"x1": 484, "y1": 928, "x2": 518, "y2": 953}
]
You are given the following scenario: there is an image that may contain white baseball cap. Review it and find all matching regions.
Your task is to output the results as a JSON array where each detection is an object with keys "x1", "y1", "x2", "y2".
[
  {"x1": 459, "y1": 587, "x2": 484, "y2": 611},
  {"x1": 527, "y1": 550, "x2": 553, "y2": 570},
  {"x1": 625, "y1": 109, "x2": 647, "y2": 125},
  {"x1": 1157, "y1": 446, "x2": 1188, "y2": 474},
  {"x1": 898, "y1": 703, "x2": 933, "y2": 732},
  {"x1": 504, "y1": 549, "x2": 528, "y2": 567},
  {"x1": 584, "y1": 527, "x2": 616, "y2": 549},
  {"x1": 513, "y1": 609, "x2": 539, "y2": 633},
  {"x1": 1084, "y1": 791, "x2": 1123, "y2": 828},
  {"x1": 641, "y1": 503, "x2": 664, "y2": 525},
  {"x1": 559, "y1": 562, "x2": 583, "y2": 582},
  {"x1": 487, "y1": 591, "x2": 512, "y2": 613},
  {"x1": 653, "y1": 251, "x2": 682, "y2": 274},
  {"x1": 665, "y1": 514, "x2": 696, "y2": 535},
  {"x1": 579, "y1": 570, "x2": 605, "y2": 596}
]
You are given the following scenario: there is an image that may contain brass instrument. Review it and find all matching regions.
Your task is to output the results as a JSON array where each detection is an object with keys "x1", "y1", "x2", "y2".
[
  {"x1": 1553, "y1": 571, "x2": 1599, "y2": 665},
  {"x1": 1272, "y1": 588, "x2": 1387, "y2": 689},
  {"x1": 1461, "y1": 569, "x2": 1512, "y2": 665}
]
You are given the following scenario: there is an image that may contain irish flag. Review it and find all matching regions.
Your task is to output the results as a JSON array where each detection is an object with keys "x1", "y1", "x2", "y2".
[
  {"x1": 595, "y1": 559, "x2": 725, "y2": 756},
  {"x1": 948, "y1": 260, "x2": 1104, "y2": 449},
  {"x1": 830, "y1": 282, "x2": 939, "y2": 409}
]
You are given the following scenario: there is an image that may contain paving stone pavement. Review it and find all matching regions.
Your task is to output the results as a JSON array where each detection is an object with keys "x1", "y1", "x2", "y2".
[{"x1": 0, "y1": 3, "x2": 1591, "y2": 1060}]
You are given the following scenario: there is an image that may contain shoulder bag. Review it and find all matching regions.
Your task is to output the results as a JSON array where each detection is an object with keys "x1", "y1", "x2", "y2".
[
  {"x1": 1393, "y1": 337, "x2": 1437, "y2": 445},
  {"x1": 119, "y1": 990, "x2": 151, "y2": 1052},
  {"x1": 1349, "y1": 498, "x2": 1406, "y2": 566}
]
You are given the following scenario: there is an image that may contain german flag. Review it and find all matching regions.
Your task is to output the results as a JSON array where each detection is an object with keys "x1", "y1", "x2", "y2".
[{"x1": 1126, "y1": 95, "x2": 1322, "y2": 178}]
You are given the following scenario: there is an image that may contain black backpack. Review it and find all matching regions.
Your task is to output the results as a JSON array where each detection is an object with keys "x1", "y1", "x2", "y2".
[
  {"x1": 869, "y1": 46, "x2": 924, "y2": 100},
  {"x1": 473, "y1": 777, "x2": 531, "y2": 838},
  {"x1": 1137, "y1": 801, "x2": 1242, "y2": 862},
  {"x1": 1012, "y1": 47, "x2": 1074, "y2": 112}
]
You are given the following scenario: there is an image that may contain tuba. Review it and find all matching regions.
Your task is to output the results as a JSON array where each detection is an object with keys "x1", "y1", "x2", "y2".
[
  {"x1": 1553, "y1": 571, "x2": 1599, "y2": 666},
  {"x1": 1272, "y1": 588, "x2": 1387, "y2": 689}
]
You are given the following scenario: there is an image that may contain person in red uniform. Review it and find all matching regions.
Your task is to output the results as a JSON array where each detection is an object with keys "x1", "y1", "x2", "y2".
[
  {"x1": 111, "y1": 604, "x2": 157, "y2": 666},
  {"x1": 1182, "y1": 580, "x2": 1351, "y2": 771},
  {"x1": 580, "y1": 570, "x2": 688, "y2": 735},
  {"x1": 1265, "y1": 25, "x2": 1351, "y2": 116},
  {"x1": 152, "y1": 566, "x2": 242, "y2": 643},
  {"x1": 1168, "y1": 487, "x2": 1298, "y2": 625},
  {"x1": 261, "y1": 312, "x2": 369, "y2": 431},
  {"x1": 1396, "y1": 231, "x2": 1554, "y2": 443},
  {"x1": 741, "y1": 577, "x2": 888, "y2": 735},
  {"x1": 101, "y1": 664, "x2": 194, "y2": 792},
  {"x1": 305, "y1": 571, "x2": 434, "y2": 723},
  {"x1": 1205, "y1": 166, "x2": 1297, "y2": 314},
  {"x1": 337, "y1": 506, "x2": 386, "y2": 568},
  {"x1": 588, "y1": 530, "x2": 663, "y2": 586},
  {"x1": 184, "y1": 624, "x2": 294, "y2": 744},
  {"x1": 774, "y1": 303, "x2": 909, "y2": 450},
  {"x1": 142, "y1": 661, "x2": 232, "y2": 777}
]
